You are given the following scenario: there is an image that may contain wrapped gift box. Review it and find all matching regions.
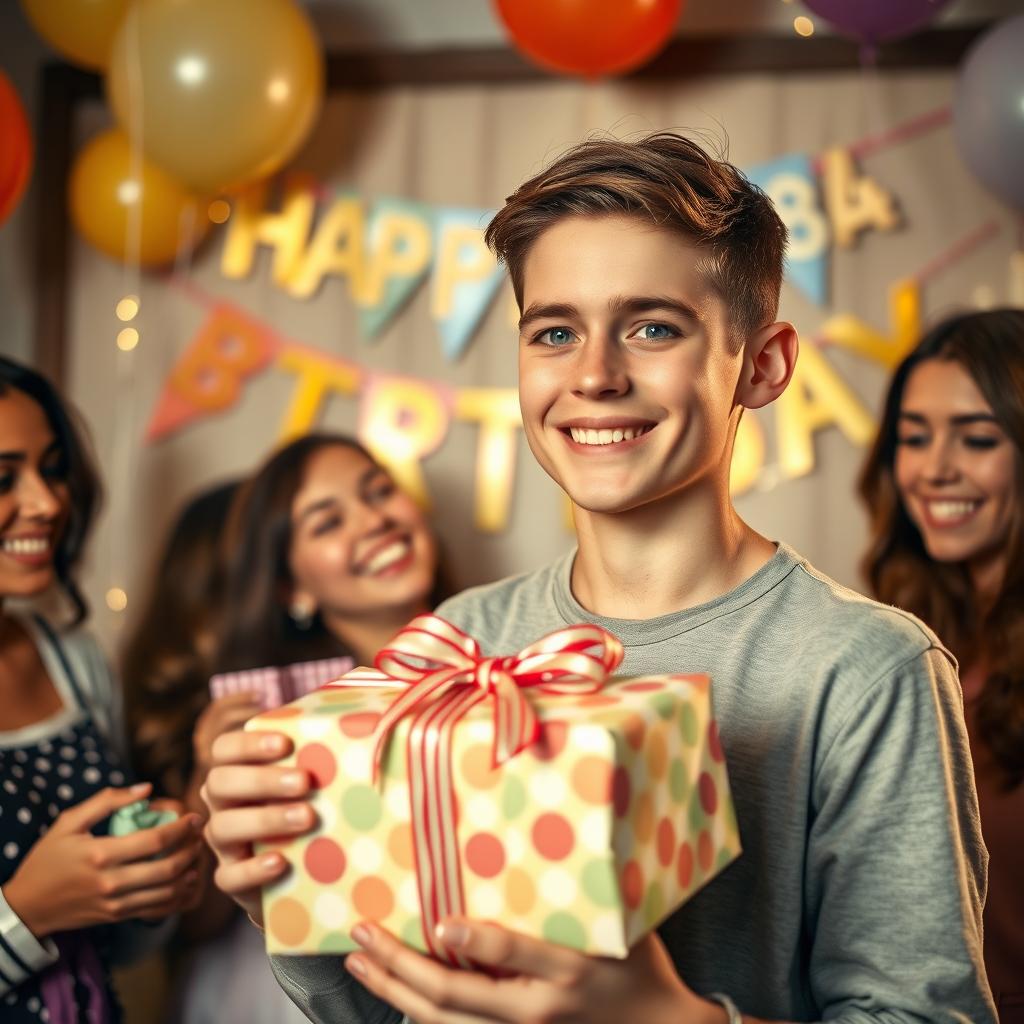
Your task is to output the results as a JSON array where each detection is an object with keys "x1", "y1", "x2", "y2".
[{"x1": 249, "y1": 619, "x2": 740, "y2": 960}]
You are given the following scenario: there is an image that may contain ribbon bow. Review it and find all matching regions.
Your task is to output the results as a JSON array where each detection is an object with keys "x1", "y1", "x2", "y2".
[{"x1": 367, "y1": 615, "x2": 624, "y2": 778}]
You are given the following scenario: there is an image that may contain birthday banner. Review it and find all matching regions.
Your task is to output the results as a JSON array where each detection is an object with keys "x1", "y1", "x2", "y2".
[{"x1": 216, "y1": 113, "x2": 953, "y2": 363}]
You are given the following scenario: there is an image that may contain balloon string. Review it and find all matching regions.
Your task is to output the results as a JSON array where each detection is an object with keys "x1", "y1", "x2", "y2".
[{"x1": 108, "y1": 2, "x2": 145, "y2": 627}]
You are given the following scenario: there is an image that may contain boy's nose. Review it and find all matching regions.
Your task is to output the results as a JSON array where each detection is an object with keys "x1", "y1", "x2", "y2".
[{"x1": 572, "y1": 337, "x2": 629, "y2": 399}]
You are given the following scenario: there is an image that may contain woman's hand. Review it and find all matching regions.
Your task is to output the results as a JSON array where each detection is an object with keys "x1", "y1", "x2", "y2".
[
  {"x1": 346, "y1": 919, "x2": 723, "y2": 1024},
  {"x1": 200, "y1": 729, "x2": 317, "y2": 927},
  {"x1": 4, "y1": 783, "x2": 204, "y2": 939}
]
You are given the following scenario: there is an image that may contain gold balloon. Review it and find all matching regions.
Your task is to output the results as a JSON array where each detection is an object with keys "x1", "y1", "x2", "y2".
[
  {"x1": 106, "y1": 0, "x2": 324, "y2": 194},
  {"x1": 68, "y1": 129, "x2": 210, "y2": 268},
  {"x1": 20, "y1": 0, "x2": 129, "y2": 70}
]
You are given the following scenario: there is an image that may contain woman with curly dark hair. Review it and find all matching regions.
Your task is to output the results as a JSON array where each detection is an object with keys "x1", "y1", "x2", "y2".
[
  {"x1": 859, "y1": 308, "x2": 1024, "y2": 1020},
  {"x1": 0, "y1": 356, "x2": 201, "y2": 1022}
]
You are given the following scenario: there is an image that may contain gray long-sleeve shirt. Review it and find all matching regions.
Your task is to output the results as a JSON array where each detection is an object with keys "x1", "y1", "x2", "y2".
[{"x1": 270, "y1": 544, "x2": 996, "y2": 1023}]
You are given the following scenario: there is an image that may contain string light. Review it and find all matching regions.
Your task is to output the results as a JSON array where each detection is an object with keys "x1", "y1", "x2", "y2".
[
  {"x1": 116, "y1": 328, "x2": 139, "y2": 351},
  {"x1": 116, "y1": 295, "x2": 140, "y2": 321},
  {"x1": 208, "y1": 199, "x2": 231, "y2": 224},
  {"x1": 105, "y1": 587, "x2": 128, "y2": 612},
  {"x1": 794, "y1": 15, "x2": 814, "y2": 36}
]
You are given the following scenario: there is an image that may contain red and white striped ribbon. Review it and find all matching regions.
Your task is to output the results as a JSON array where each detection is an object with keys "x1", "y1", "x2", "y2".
[{"x1": 323, "y1": 615, "x2": 623, "y2": 961}]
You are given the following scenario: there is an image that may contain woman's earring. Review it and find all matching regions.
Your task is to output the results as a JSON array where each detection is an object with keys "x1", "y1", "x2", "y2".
[{"x1": 289, "y1": 597, "x2": 316, "y2": 630}]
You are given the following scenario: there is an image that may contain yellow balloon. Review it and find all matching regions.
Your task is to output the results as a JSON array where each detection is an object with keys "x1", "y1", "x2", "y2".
[
  {"x1": 68, "y1": 129, "x2": 210, "y2": 268},
  {"x1": 106, "y1": 0, "x2": 324, "y2": 194},
  {"x1": 20, "y1": 0, "x2": 130, "y2": 70}
]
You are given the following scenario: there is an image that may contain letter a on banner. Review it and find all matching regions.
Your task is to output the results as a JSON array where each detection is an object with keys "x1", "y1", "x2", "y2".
[
  {"x1": 431, "y1": 209, "x2": 505, "y2": 362},
  {"x1": 747, "y1": 154, "x2": 829, "y2": 307},
  {"x1": 359, "y1": 199, "x2": 434, "y2": 340}
]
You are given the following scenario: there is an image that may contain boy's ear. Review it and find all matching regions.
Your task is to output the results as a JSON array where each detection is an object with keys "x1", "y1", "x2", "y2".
[{"x1": 735, "y1": 320, "x2": 798, "y2": 411}]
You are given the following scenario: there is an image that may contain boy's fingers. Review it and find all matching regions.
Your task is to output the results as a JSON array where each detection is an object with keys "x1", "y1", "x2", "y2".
[
  {"x1": 352, "y1": 924, "x2": 508, "y2": 1018},
  {"x1": 346, "y1": 951, "x2": 487, "y2": 1024},
  {"x1": 54, "y1": 784, "x2": 152, "y2": 834},
  {"x1": 213, "y1": 851, "x2": 288, "y2": 898},
  {"x1": 206, "y1": 803, "x2": 316, "y2": 850},
  {"x1": 210, "y1": 706, "x2": 263, "y2": 737},
  {"x1": 435, "y1": 918, "x2": 583, "y2": 983},
  {"x1": 210, "y1": 729, "x2": 292, "y2": 767},
  {"x1": 204, "y1": 764, "x2": 310, "y2": 809}
]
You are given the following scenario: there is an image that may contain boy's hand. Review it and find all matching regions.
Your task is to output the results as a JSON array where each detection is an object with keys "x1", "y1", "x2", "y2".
[
  {"x1": 346, "y1": 918, "x2": 723, "y2": 1024},
  {"x1": 4, "y1": 784, "x2": 203, "y2": 938},
  {"x1": 192, "y1": 692, "x2": 264, "y2": 779},
  {"x1": 200, "y1": 729, "x2": 316, "y2": 927}
]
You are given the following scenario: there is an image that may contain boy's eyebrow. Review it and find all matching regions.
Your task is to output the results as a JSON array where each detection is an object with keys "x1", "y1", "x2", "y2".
[
  {"x1": 898, "y1": 411, "x2": 1000, "y2": 426},
  {"x1": 0, "y1": 451, "x2": 26, "y2": 461},
  {"x1": 518, "y1": 295, "x2": 700, "y2": 333},
  {"x1": 518, "y1": 302, "x2": 580, "y2": 333},
  {"x1": 608, "y1": 294, "x2": 701, "y2": 321}
]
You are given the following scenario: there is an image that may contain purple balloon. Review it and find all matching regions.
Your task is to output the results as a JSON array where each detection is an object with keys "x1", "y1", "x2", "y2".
[
  {"x1": 803, "y1": 0, "x2": 953, "y2": 43},
  {"x1": 953, "y1": 15, "x2": 1024, "y2": 212}
]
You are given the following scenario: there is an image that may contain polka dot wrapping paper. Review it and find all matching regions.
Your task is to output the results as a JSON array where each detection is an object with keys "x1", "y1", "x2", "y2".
[{"x1": 249, "y1": 670, "x2": 741, "y2": 959}]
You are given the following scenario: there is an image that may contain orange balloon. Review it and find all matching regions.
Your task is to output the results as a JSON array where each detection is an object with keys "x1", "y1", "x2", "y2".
[
  {"x1": 495, "y1": 0, "x2": 683, "y2": 77},
  {"x1": 68, "y1": 129, "x2": 211, "y2": 268},
  {"x1": 0, "y1": 71, "x2": 33, "y2": 227},
  {"x1": 19, "y1": 0, "x2": 130, "y2": 70},
  {"x1": 106, "y1": 0, "x2": 324, "y2": 194}
]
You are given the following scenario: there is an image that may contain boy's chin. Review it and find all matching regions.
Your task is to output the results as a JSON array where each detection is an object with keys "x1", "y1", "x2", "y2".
[{"x1": 564, "y1": 486, "x2": 655, "y2": 517}]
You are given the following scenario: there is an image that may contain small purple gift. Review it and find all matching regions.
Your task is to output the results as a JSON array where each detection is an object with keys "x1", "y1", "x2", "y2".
[{"x1": 209, "y1": 656, "x2": 354, "y2": 709}]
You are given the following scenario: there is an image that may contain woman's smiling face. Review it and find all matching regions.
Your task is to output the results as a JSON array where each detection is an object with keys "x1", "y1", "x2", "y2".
[
  {"x1": 287, "y1": 444, "x2": 437, "y2": 624},
  {"x1": 0, "y1": 388, "x2": 71, "y2": 600},
  {"x1": 894, "y1": 357, "x2": 1017, "y2": 590}
]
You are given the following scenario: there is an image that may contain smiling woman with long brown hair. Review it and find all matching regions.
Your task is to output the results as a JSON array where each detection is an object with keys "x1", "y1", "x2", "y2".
[
  {"x1": 859, "y1": 308, "x2": 1024, "y2": 1019},
  {"x1": 216, "y1": 432, "x2": 447, "y2": 673}
]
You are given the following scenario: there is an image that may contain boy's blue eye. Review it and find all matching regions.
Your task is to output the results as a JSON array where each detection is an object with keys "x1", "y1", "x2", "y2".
[
  {"x1": 640, "y1": 323, "x2": 675, "y2": 340},
  {"x1": 538, "y1": 327, "x2": 576, "y2": 347}
]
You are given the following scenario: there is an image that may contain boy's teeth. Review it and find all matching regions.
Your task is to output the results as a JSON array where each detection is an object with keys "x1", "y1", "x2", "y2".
[
  {"x1": 569, "y1": 425, "x2": 650, "y2": 445},
  {"x1": 927, "y1": 500, "x2": 980, "y2": 521},
  {"x1": 3, "y1": 538, "x2": 50, "y2": 555},
  {"x1": 364, "y1": 540, "x2": 409, "y2": 574}
]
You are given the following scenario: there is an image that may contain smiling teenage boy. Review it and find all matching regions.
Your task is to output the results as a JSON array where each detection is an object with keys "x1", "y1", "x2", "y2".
[{"x1": 202, "y1": 134, "x2": 996, "y2": 1024}]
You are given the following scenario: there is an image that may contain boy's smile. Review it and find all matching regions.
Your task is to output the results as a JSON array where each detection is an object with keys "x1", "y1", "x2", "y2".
[{"x1": 517, "y1": 214, "x2": 744, "y2": 516}]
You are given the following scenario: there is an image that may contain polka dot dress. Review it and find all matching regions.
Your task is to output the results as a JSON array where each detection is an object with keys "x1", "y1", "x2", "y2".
[{"x1": 1, "y1": 618, "x2": 127, "y2": 1023}]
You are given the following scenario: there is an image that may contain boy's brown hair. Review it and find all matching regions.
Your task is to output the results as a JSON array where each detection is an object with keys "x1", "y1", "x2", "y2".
[{"x1": 485, "y1": 132, "x2": 787, "y2": 344}]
